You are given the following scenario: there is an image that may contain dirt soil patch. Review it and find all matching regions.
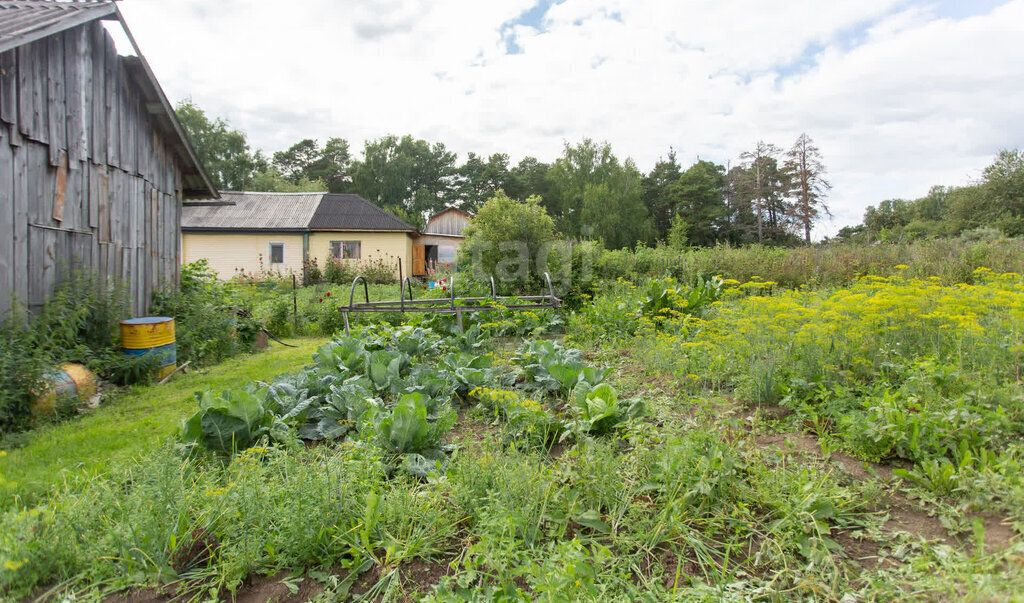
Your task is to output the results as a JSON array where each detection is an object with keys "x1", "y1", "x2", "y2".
[
  {"x1": 548, "y1": 441, "x2": 570, "y2": 459},
  {"x1": 398, "y1": 555, "x2": 457, "y2": 599},
  {"x1": 235, "y1": 570, "x2": 324, "y2": 603},
  {"x1": 755, "y1": 433, "x2": 896, "y2": 481},
  {"x1": 447, "y1": 410, "x2": 495, "y2": 447},
  {"x1": 756, "y1": 432, "x2": 1017, "y2": 552},
  {"x1": 832, "y1": 529, "x2": 892, "y2": 569},
  {"x1": 635, "y1": 548, "x2": 702, "y2": 591},
  {"x1": 742, "y1": 402, "x2": 794, "y2": 421},
  {"x1": 883, "y1": 496, "x2": 954, "y2": 545}
]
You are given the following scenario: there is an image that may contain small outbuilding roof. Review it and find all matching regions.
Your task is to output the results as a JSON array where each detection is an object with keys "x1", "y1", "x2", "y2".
[
  {"x1": 182, "y1": 191, "x2": 417, "y2": 233},
  {"x1": 428, "y1": 206, "x2": 473, "y2": 219}
]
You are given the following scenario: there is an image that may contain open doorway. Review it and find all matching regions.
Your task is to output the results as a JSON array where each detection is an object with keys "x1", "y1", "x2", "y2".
[{"x1": 425, "y1": 245, "x2": 439, "y2": 266}]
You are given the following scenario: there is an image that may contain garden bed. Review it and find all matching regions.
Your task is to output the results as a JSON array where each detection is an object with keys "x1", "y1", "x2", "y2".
[{"x1": 2, "y1": 268, "x2": 1022, "y2": 601}]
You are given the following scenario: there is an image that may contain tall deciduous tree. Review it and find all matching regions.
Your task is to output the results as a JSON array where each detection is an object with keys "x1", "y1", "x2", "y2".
[
  {"x1": 454, "y1": 152, "x2": 514, "y2": 211},
  {"x1": 507, "y1": 156, "x2": 551, "y2": 202},
  {"x1": 349, "y1": 135, "x2": 457, "y2": 219},
  {"x1": 547, "y1": 139, "x2": 654, "y2": 247},
  {"x1": 783, "y1": 133, "x2": 831, "y2": 244},
  {"x1": 175, "y1": 100, "x2": 258, "y2": 191},
  {"x1": 976, "y1": 149, "x2": 1024, "y2": 236},
  {"x1": 248, "y1": 167, "x2": 327, "y2": 193},
  {"x1": 272, "y1": 138, "x2": 352, "y2": 193},
  {"x1": 864, "y1": 199, "x2": 911, "y2": 236},
  {"x1": 580, "y1": 160, "x2": 652, "y2": 250}
]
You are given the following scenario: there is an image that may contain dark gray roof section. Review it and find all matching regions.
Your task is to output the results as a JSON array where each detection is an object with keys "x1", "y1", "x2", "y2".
[
  {"x1": 0, "y1": 0, "x2": 116, "y2": 54},
  {"x1": 309, "y1": 194, "x2": 416, "y2": 231},
  {"x1": 182, "y1": 192, "x2": 323, "y2": 231}
]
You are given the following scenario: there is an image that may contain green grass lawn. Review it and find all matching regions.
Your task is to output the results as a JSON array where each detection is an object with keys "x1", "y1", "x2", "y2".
[{"x1": 0, "y1": 337, "x2": 328, "y2": 507}]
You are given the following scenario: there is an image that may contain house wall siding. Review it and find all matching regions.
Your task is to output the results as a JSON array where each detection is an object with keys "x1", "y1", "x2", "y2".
[
  {"x1": 182, "y1": 232, "x2": 304, "y2": 279},
  {"x1": 308, "y1": 232, "x2": 412, "y2": 279}
]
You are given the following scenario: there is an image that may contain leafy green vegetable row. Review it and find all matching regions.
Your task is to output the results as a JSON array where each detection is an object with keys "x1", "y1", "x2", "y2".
[{"x1": 181, "y1": 324, "x2": 646, "y2": 476}]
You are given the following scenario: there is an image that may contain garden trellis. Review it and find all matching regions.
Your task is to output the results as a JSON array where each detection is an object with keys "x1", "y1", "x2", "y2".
[{"x1": 340, "y1": 270, "x2": 562, "y2": 336}]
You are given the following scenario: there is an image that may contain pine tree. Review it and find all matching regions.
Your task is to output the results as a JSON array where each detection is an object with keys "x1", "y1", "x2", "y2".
[
  {"x1": 783, "y1": 133, "x2": 831, "y2": 244},
  {"x1": 739, "y1": 141, "x2": 783, "y2": 243}
]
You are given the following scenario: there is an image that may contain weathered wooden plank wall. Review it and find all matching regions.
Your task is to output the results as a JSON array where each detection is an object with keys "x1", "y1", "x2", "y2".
[
  {"x1": 0, "y1": 21, "x2": 184, "y2": 317},
  {"x1": 425, "y1": 210, "x2": 470, "y2": 236}
]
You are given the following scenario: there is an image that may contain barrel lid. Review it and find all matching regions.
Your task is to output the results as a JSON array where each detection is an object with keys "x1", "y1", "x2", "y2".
[{"x1": 120, "y1": 316, "x2": 174, "y2": 325}]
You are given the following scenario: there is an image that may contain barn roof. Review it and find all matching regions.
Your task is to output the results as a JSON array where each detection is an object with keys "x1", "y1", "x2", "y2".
[
  {"x1": 0, "y1": 0, "x2": 217, "y2": 199},
  {"x1": 182, "y1": 192, "x2": 417, "y2": 233},
  {"x1": 429, "y1": 206, "x2": 473, "y2": 218},
  {"x1": 0, "y1": 0, "x2": 116, "y2": 53}
]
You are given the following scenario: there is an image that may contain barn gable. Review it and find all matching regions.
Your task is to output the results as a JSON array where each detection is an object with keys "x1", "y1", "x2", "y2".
[{"x1": 0, "y1": 0, "x2": 217, "y2": 315}]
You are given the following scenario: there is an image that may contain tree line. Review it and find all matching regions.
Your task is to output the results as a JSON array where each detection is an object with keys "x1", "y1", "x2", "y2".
[
  {"x1": 177, "y1": 100, "x2": 830, "y2": 245},
  {"x1": 836, "y1": 150, "x2": 1024, "y2": 242}
]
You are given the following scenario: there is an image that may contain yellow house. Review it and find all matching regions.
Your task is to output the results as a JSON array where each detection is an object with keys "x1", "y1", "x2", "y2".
[{"x1": 181, "y1": 192, "x2": 416, "y2": 280}]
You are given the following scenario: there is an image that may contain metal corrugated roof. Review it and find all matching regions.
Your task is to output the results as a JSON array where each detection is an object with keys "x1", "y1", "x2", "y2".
[
  {"x1": 309, "y1": 194, "x2": 416, "y2": 231},
  {"x1": 0, "y1": 0, "x2": 117, "y2": 54},
  {"x1": 182, "y1": 192, "x2": 324, "y2": 231}
]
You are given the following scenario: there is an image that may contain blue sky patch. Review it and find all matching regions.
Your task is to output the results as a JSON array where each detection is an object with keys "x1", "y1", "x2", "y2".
[{"x1": 500, "y1": 0, "x2": 566, "y2": 54}]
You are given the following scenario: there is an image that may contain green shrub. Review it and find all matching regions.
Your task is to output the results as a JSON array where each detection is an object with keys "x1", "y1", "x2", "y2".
[
  {"x1": 358, "y1": 253, "x2": 399, "y2": 284},
  {"x1": 0, "y1": 314, "x2": 48, "y2": 433},
  {"x1": 1, "y1": 272, "x2": 138, "y2": 433},
  {"x1": 151, "y1": 260, "x2": 259, "y2": 365},
  {"x1": 459, "y1": 193, "x2": 558, "y2": 292},
  {"x1": 29, "y1": 272, "x2": 129, "y2": 363},
  {"x1": 323, "y1": 257, "x2": 357, "y2": 284},
  {"x1": 303, "y1": 257, "x2": 323, "y2": 285},
  {"x1": 266, "y1": 297, "x2": 294, "y2": 337}
]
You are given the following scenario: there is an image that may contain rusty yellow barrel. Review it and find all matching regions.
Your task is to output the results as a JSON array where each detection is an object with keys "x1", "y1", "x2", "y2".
[
  {"x1": 32, "y1": 363, "x2": 98, "y2": 416},
  {"x1": 120, "y1": 317, "x2": 177, "y2": 379}
]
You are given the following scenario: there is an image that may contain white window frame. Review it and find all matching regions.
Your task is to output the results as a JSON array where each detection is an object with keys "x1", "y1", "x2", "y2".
[
  {"x1": 330, "y1": 240, "x2": 362, "y2": 260},
  {"x1": 268, "y1": 242, "x2": 285, "y2": 265}
]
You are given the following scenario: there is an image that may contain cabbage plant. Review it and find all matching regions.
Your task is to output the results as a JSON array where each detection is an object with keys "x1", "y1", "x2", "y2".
[
  {"x1": 567, "y1": 383, "x2": 646, "y2": 436},
  {"x1": 182, "y1": 387, "x2": 289, "y2": 455}
]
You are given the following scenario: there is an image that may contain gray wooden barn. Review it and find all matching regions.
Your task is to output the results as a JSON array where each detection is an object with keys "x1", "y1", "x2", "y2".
[
  {"x1": 0, "y1": 0, "x2": 217, "y2": 316},
  {"x1": 412, "y1": 207, "x2": 470, "y2": 275}
]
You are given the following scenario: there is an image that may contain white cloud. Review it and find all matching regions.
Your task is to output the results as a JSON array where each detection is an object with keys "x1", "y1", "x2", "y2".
[{"x1": 118, "y1": 0, "x2": 1024, "y2": 237}]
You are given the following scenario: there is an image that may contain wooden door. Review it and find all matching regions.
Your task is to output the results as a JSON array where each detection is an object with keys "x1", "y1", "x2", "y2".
[{"x1": 412, "y1": 245, "x2": 426, "y2": 276}]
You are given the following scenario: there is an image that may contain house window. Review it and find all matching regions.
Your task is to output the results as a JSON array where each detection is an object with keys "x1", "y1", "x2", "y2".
[
  {"x1": 330, "y1": 240, "x2": 361, "y2": 260},
  {"x1": 438, "y1": 245, "x2": 457, "y2": 264},
  {"x1": 269, "y1": 242, "x2": 285, "y2": 264}
]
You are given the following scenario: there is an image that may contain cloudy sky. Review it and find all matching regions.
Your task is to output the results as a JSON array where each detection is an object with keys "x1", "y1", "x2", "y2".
[{"x1": 116, "y1": 0, "x2": 1024, "y2": 237}]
